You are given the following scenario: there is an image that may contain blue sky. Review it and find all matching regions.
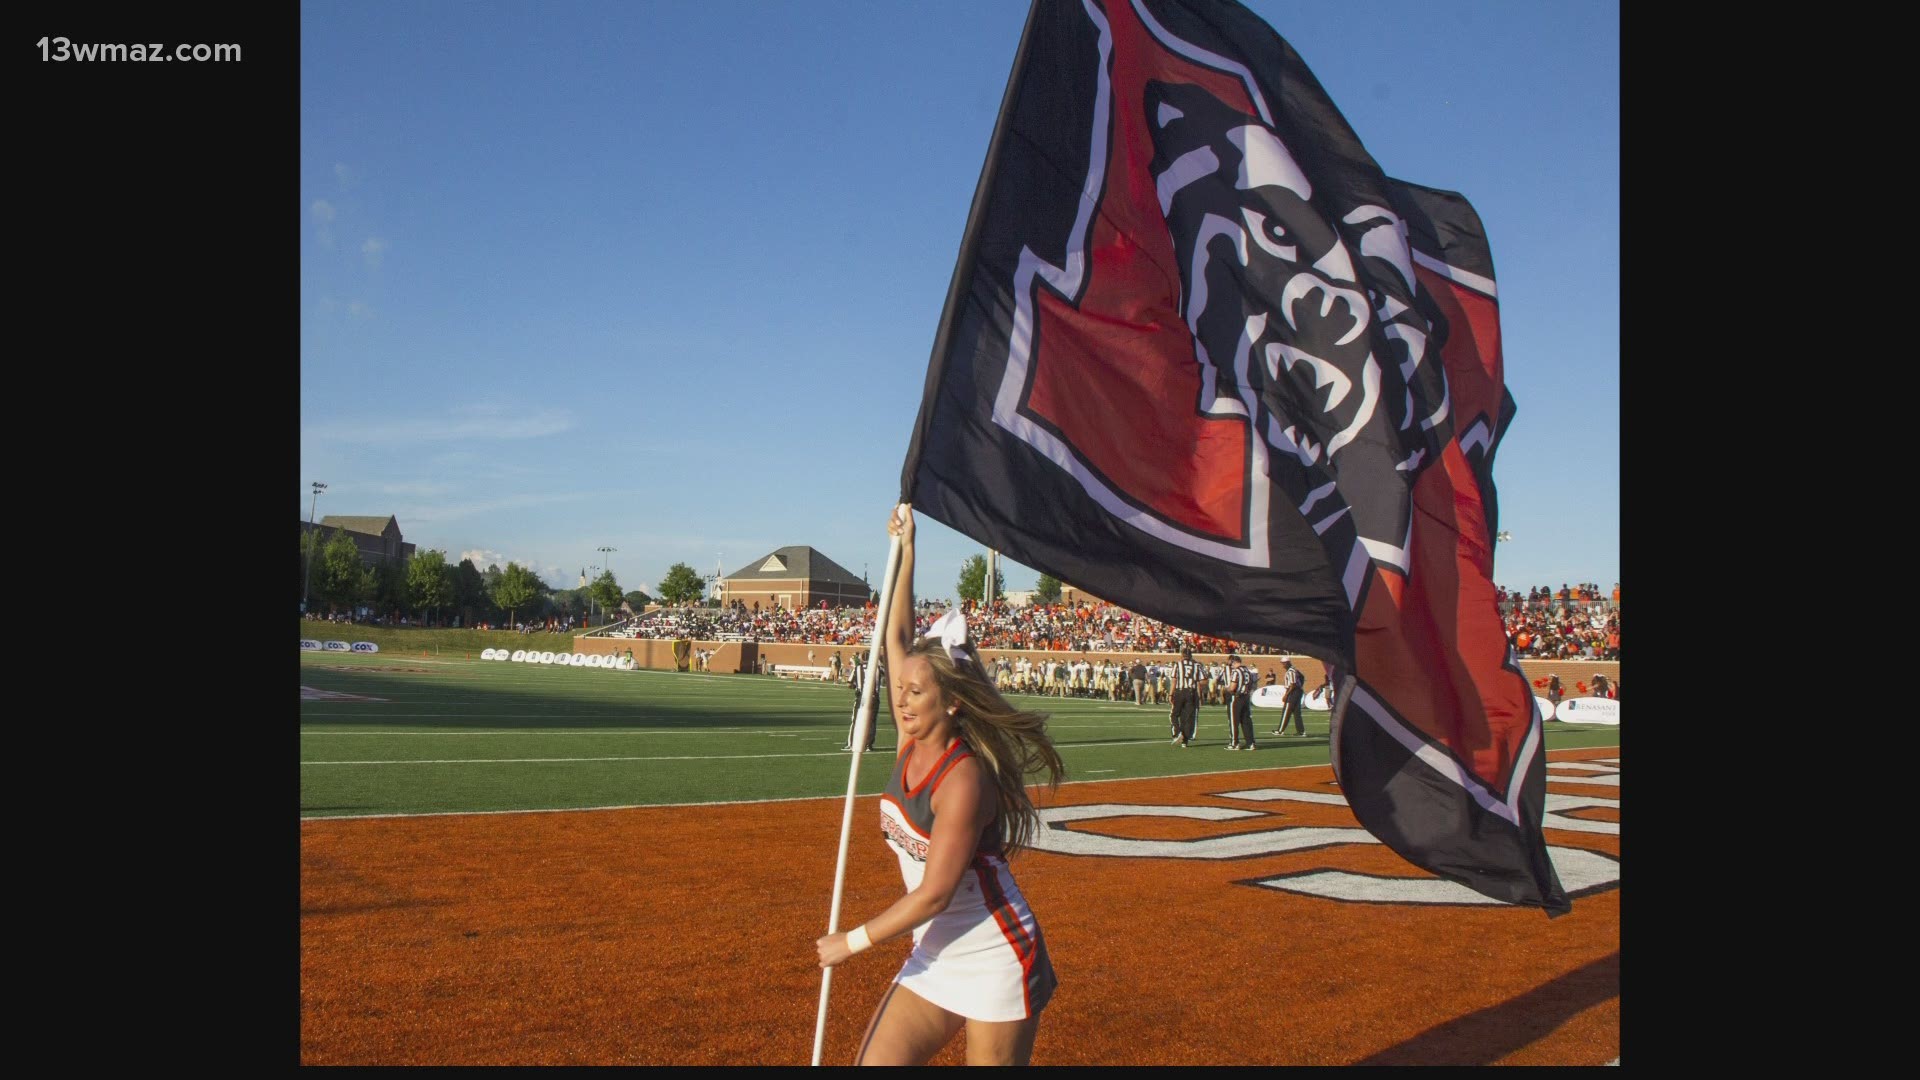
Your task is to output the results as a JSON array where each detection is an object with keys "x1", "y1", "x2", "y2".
[{"x1": 300, "y1": 0, "x2": 1618, "y2": 603}]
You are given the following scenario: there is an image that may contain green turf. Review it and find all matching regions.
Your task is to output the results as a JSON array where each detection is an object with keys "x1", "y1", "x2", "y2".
[{"x1": 299, "y1": 653, "x2": 1622, "y2": 818}]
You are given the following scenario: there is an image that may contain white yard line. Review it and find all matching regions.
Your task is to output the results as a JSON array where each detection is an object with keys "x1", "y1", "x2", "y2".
[
  {"x1": 299, "y1": 746, "x2": 1620, "y2": 820},
  {"x1": 302, "y1": 736, "x2": 1179, "y2": 764}
]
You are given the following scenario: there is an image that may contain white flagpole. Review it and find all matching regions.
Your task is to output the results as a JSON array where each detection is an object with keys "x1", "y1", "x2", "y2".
[{"x1": 811, "y1": 530, "x2": 905, "y2": 1066}]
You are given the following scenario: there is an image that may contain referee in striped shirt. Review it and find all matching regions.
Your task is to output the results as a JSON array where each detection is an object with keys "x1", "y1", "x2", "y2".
[
  {"x1": 1170, "y1": 646, "x2": 1202, "y2": 748},
  {"x1": 1225, "y1": 653, "x2": 1257, "y2": 750}
]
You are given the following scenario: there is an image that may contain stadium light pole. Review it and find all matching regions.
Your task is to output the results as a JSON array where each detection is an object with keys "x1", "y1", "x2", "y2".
[
  {"x1": 302, "y1": 481, "x2": 327, "y2": 614},
  {"x1": 597, "y1": 546, "x2": 617, "y2": 622}
]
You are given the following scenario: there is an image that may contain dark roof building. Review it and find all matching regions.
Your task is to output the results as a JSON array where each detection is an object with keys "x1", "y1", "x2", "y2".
[
  {"x1": 300, "y1": 514, "x2": 416, "y2": 565},
  {"x1": 719, "y1": 546, "x2": 870, "y2": 611}
]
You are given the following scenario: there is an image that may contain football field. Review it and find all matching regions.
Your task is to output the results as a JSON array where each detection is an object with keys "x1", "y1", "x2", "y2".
[
  {"x1": 300, "y1": 652, "x2": 1620, "y2": 818},
  {"x1": 301, "y1": 652, "x2": 1621, "y2": 1064}
]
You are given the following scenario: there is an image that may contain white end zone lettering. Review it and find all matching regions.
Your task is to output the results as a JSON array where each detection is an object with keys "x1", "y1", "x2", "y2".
[
  {"x1": 1247, "y1": 846, "x2": 1619, "y2": 905},
  {"x1": 1032, "y1": 761, "x2": 1620, "y2": 907}
]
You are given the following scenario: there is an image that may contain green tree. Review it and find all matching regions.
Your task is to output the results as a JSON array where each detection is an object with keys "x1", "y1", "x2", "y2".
[
  {"x1": 1035, "y1": 573, "x2": 1063, "y2": 604},
  {"x1": 316, "y1": 529, "x2": 367, "y2": 613},
  {"x1": 375, "y1": 557, "x2": 409, "y2": 615},
  {"x1": 354, "y1": 564, "x2": 380, "y2": 612},
  {"x1": 408, "y1": 550, "x2": 455, "y2": 624},
  {"x1": 624, "y1": 589, "x2": 651, "y2": 611},
  {"x1": 658, "y1": 562, "x2": 705, "y2": 606},
  {"x1": 957, "y1": 555, "x2": 1005, "y2": 604},
  {"x1": 589, "y1": 569, "x2": 623, "y2": 621},
  {"x1": 490, "y1": 562, "x2": 541, "y2": 629},
  {"x1": 452, "y1": 558, "x2": 486, "y2": 626}
]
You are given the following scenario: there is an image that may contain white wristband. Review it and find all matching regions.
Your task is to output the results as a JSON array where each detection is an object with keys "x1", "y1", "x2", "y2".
[{"x1": 846, "y1": 924, "x2": 873, "y2": 954}]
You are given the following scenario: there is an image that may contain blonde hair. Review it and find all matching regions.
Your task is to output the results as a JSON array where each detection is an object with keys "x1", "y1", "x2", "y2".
[{"x1": 908, "y1": 639, "x2": 1065, "y2": 859}]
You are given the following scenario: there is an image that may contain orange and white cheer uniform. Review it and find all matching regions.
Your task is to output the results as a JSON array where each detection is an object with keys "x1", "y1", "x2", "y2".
[{"x1": 878, "y1": 738, "x2": 1056, "y2": 1022}]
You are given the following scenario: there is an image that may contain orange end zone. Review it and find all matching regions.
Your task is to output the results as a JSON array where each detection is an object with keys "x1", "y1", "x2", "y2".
[{"x1": 301, "y1": 748, "x2": 1619, "y2": 1065}]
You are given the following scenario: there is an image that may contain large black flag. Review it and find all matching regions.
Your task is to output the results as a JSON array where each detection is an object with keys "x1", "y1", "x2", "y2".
[{"x1": 902, "y1": 0, "x2": 1569, "y2": 914}]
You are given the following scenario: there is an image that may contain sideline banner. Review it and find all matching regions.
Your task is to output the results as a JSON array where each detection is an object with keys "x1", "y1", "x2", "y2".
[
  {"x1": 351, "y1": 642, "x2": 379, "y2": 654},
  {"x1": 324, "y1": 641, "x2": 351, "y2": 652},
  {"x1": 1554, "y1": 697, "x2": 1619, "y2": 725},
  {"x1": 300, "y1": 639, "x2": 323, "y2": 651}
]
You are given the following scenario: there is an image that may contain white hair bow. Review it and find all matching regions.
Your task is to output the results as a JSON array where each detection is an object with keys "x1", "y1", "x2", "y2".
[{"x1": 927, "y1": 609, "x2": 971, "y2": 665}]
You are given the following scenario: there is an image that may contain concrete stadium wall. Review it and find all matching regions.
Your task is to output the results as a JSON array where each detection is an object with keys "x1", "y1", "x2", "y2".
[{"x1": 574, "y1": 635, "x2": 1620, "y2": 691}]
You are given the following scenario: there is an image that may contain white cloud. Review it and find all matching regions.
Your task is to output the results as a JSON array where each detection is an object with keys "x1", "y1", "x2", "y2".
[
  {"x1": 317, "y1": 296, "x2": 337, "y2": 314},
  {"x1": 308, "y1": 406, "x2": 575, "y2": 445},
  {"x1": 459, "y1": 548, "x2": 510, "y2": 570},
  {"x1": 346, "y1": 300, "x2": 374, "y2": 319},
  {"x1": 310, "y1": 199, "x2": 336, "y2": 222},
  {"x1": 334, "y1": 162, "x2": 361, "y2": 188},
  {"x1": 362, "y1": 236, "x2": 386, "y2": 269}
]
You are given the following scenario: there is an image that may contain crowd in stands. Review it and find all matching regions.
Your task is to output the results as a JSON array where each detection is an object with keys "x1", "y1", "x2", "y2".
[
  {"x1": 604, "y1": 598, "x2": 1296, "y2": 658},
  {"x1": 1506, "y1": 606, "x2": 1619, "y2": 660},
  {"x1": 305, "y1": 610, "x2": 588, "y2": 634},
  {"x1": 316, "y1": 580, "x2": 1623, "y2": 661},
  {"x1": 1497, "y1": 582, "x2": 1618, "y2": 611}
]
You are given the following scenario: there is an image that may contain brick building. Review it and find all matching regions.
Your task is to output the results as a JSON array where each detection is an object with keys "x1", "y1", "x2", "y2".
[{"x1": 718, "y1": 546, "x2": 870, "y2": 611}]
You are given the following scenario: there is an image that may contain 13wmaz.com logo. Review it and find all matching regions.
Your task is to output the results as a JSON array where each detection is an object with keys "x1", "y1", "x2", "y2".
[{"x1": 1031, "y1": 758, "x2": 1619, "y2": 906}]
